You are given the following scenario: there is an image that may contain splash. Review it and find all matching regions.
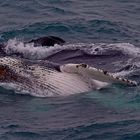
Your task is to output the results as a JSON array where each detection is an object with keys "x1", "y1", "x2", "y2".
[{"x1": 4, "y1": 39, "x2": 140, "y2": 60}]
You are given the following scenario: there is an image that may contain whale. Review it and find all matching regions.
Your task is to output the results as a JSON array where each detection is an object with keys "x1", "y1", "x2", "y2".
[
  {"x1": 0, "y1": 56, "x2": 137, "y2": 97},
  {"x1": 0, "y1": 36, "x2": 137, "y2": 97}
]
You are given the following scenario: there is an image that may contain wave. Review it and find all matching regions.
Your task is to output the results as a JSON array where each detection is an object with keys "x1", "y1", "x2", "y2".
[{"x1": 5, "y1": 38, "x2": 140, "y2": 59}]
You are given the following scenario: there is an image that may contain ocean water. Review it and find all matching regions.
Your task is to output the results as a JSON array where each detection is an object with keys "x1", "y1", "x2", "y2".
[{"x1": 0, "y1": 0, "x2": 140, "y2": 140}]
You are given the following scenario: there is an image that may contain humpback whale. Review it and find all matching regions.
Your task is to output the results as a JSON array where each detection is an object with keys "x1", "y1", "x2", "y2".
[
  {"x1": 0, "y1": 36, "x2": 138, "y2": 97},
  {"x1": 0, "y1": 56, "x2": 137, "y2": 97}
]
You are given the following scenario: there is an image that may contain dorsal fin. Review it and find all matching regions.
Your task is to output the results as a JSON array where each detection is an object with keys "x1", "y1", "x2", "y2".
[{"x1": 28, "y1": 36, "x2": 65, "y2": 46}]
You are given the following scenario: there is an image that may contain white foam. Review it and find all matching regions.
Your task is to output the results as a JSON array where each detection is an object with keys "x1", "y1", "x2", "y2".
[
  {"x1": 5, "y1": 39, "x2": 87, "y2": 60},
  {"x1": 113, "y1": 70, "x2": 133, "y2": 77},
  {"x1": 88, "y1": 43, "x2": 140, "y2": 56},
  {"x1": 5, "y1": 38, "x2": 53, "y2": 59},
  {"x1": 107, "y1": 43, "x2": 140, "y2": 56},
  {"x1": 0, "y1": 82, "x2": 50, "y2": 97},
  {"x1": 4, "y1": 39, "x2": 140, "y2": 60}
]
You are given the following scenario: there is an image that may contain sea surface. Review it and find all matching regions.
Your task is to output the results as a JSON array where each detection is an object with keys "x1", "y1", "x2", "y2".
[{"x1": 0, "y1": 0, "x2": 140, "y2": 140}]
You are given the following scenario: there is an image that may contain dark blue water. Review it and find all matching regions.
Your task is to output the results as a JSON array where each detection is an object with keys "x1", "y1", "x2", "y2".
[{"x1": 0, "y1": 0, "x2": 140, "y2": 140}]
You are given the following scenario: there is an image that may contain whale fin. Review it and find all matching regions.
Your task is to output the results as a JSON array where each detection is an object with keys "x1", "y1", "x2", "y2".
[
  {"x1": 28, "y1": 36, "x2": 65, "y2": 46},
  {"x1": 60, "y1": 63, "x2": 138, "y2": 86}
]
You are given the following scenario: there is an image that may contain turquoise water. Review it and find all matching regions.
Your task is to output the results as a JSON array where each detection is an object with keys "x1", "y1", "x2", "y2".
[{"x1": 0, "y1": 0, "x2": 140, "y2": 140}]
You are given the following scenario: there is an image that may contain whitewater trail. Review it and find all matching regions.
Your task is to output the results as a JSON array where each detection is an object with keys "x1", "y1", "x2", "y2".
[{"x1": 5, "y1": 39, "x2": 140, "y2": 59}]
